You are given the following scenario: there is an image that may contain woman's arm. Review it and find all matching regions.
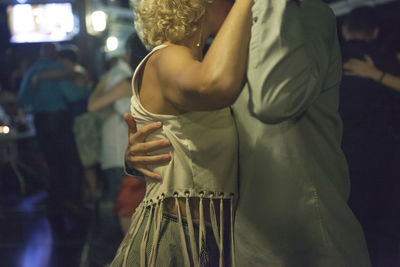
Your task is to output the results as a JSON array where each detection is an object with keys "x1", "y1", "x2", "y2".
[
  {"x1": 87, "y1": 74, "x2": 108, "y2": 110},
  {"x1": 36, "y1": 64, "x2": 89, "y2": 82},
  {"x1": 88, "y1": 79, "x2": 132, "y2": 112},
  {"x1": 344, "y1": 55, "x2": 400, "y2": 91},
  {"x1": 156, "y1": 0, "x2": 253, "y2": 111},
  {"x1": 30, "y1": 69, "x2": 70, "y2": 88},
  {"x1": 36, "y1": 69, "x2": 72, "y2": 80}
]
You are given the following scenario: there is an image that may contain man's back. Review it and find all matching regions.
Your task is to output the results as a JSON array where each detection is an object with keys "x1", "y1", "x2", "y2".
[
  {"x1": 18, "y1": 58, "x2": 67, "y2": 113},
  {"x1": 340, "y1": 41, "x2": 398, "y2": 131},
  {"x1": 233, "y1": 1, "x2": 371, "y2": 266}
]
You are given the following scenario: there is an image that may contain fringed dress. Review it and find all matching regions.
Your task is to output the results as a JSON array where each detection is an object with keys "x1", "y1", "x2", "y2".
[{"x1": 110, "y1": 45, "x2": 239, "y2": 267}]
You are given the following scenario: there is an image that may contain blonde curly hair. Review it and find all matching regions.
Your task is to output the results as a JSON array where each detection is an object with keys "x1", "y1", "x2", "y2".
[{"x1": 134, "y1": 0, "x2": 208, "y2": 46}]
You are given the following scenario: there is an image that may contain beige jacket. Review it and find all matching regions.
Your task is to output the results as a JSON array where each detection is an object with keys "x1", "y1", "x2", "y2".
[{"x1": 232, "y1": 0, "x2": 371, "y2": 266}]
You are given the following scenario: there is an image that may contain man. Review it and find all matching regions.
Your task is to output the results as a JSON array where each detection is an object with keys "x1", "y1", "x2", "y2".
[
  {"x1": 340, "y1": 7, "x2": 400, "y2": 265},
  {"x1": 124, "y1": 1, "x2": 371, "y2": 266},
  {"x1": 18, "y1": 43, "x2": 82, "y2": 207}
]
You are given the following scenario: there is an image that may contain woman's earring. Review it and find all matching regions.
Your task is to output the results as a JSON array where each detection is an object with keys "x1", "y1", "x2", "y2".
[
  {"x1": 197, "y1": 0, "x2": 212, "y2": 47},
  {"x1": 196, "y1": 17, "x2": 205, "y2": 47},
  {"x1": 196, "y1": 28, "x2": 202, "y2": 47}
]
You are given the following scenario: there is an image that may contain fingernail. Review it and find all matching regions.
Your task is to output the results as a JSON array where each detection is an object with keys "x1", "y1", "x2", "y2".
[{"x1": 156, "y1": 121, "x2": 162, "y2": 127}]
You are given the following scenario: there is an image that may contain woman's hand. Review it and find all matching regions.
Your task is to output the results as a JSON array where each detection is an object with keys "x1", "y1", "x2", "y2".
[
  {"x1": 343, "y1": 55, "x2": 382, "y2": 81},
  {"x1": 124, "y1": 113, "x2": 172, "y2": 181}
]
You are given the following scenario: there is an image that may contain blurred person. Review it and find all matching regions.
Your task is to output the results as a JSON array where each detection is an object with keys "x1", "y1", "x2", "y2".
[
  {"x1": 33, "y1": 46, "x2": 92, "y2": 119},
  {"x1": 18, "y1": 43, "x2": 82, "y2": 208},
  {"x1": 340, "y1": 6, "x2": 400, "y2": 265},
  {"x1": 341, "y1": 8, "x2": 379, "y2": 43},
  {"x1": 86, "y1": 32, "x2": 147, "y2": 267},
  {"x1": 122, "y1": 0, "x2": 372, "y2": 266},
  {"x1": 33, "y1": 46, "x2": 96, "y2": 201},
  {"x1": 10, "y1": 57, "x2": 32, "y2": 93}
]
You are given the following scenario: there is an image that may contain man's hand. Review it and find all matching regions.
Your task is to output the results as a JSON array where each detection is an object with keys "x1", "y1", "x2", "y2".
[
  {"x1": 343, "y1": 55, "x2": 381, "y2": 80},
  {"x1": 124, "y1": 113, "x2": 172, "y2": 181}
]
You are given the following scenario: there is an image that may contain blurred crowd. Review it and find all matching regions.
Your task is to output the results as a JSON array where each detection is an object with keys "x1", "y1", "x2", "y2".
[
  {"x1": 0, "y1": 4, "x2": 400, "y2": 267},
  {"x1": 0, "y1": 32, "x2": 147, "y2": 267}
]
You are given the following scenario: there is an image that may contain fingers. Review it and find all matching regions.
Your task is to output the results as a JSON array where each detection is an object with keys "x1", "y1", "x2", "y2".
[
  {"x1": 364, "y1": 54, "x2": 374, "y2": 65},
  {"x1": 346, "y1": 59, "x2": 362, "y2": 65},
  {"x1": 130, "y1": 138, "x2": 171, "y2": 154},
  {"x1": 127, "y1": 153, "x2": 172, "y2": 165},
  {"x1": 126, "y1": 153, "x2": 171, "y2": 181},
  {"x1": 344, "y1": 58, "x2": 363, "y2": 64},
  {"x1": 343, "y1": 60, "x2": 353, "y2": 69},
  {"x1": 343, "y1": 60, "x2": 360, "y2": 71},
  {"x1": 136, "y1": 167, "x2": 163, "y2": 181},
  {"x1": 124, "y1": 113, "x2": 137, "y2": 134},
  {"x1": 343, "y1": 71, "x2": 357, "y2": 76},
  {"x1": 131, "y1": 121, "x2": 163, "y2": 143},
  {"x1": 343, "y1": 63, "x2": 354, "y2": 71},
  {"x1": 124, "y1": 118, "x2": 171, "y2": 181}
]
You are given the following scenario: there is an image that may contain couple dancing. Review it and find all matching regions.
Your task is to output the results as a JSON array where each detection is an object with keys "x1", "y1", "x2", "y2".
[{"x1": 112, "y1": 0, "x2": 371, "y2": 266}]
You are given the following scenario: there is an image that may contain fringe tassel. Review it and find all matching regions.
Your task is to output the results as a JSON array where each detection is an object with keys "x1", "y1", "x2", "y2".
[
  {"x1": 185, "y1": 193, "x2": 200, "y2": 267},
  {"x1": 122, "y1": 205, "x2": 146, "y2": 267},
  {"x1": 198, "y1": 193, "x2": 206, "y2": 266},
  {"x1": 219, "y1": 196, "x2": 224, "y2": 267},
  {"x1": 148, "y1": 195, "x2": 164, "y2": 267},
  {"x1": 209, "y1": 193, "x2": 220, "y2": 249},
  {"x1": 140, "y1": 203, "x2": 154, "y2": 267},
  {"x1": 230, "y1": 194, "x2": 236, "y2": 267},
  {"x1": 175, "y1": 194, "x2": 191, "y2": 266},
  {"x1": 122, "y1": 192, "x2": 236, "y2": 267}
]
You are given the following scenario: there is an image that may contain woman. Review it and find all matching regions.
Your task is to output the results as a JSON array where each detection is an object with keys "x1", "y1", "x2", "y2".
[{"x1": 111, "y1": 0, "x2": 252, "y2": 266}]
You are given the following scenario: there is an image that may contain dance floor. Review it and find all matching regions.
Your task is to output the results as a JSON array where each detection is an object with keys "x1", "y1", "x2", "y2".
[
  {"x1": 0, "y1": 167, "x2": 399, "y2": 267},
  {"x1": 0, "y1": 168, "x2": 91, "y2": 267}
]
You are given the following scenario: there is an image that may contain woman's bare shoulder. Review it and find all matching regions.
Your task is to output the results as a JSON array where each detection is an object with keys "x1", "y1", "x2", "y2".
[
  {"x1": 154, "y1": 44, "x2": 194, "y2": 66},
  {"x1": 151, "y1": 44, "x2": 197, "y2": 80}
]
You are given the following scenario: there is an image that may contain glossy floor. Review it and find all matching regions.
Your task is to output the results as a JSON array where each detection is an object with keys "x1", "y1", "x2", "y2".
[{"x1": 0, "y1": 191, "x2": 91, "y2": 267}]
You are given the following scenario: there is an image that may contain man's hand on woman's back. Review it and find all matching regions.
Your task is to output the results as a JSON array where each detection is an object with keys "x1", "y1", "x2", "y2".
[{"x1": 124, "y1": 113, "x2": 171, "y2": 181}]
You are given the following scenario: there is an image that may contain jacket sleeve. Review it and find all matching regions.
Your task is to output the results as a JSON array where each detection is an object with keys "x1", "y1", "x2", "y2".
[{"x1": 247, "y1": 0, "x2": 333, "y2": 124}]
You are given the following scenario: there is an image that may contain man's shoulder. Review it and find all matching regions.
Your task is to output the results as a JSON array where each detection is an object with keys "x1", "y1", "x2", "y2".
[
  {"x1": 299, "y1": 0, "x2": 337, "y2": 41},
  {"x1": 301, "y1": 0, "x2": 336, "y2": 19}
]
